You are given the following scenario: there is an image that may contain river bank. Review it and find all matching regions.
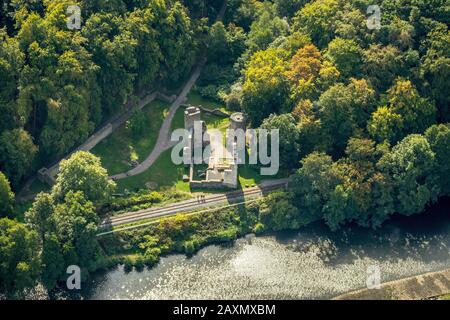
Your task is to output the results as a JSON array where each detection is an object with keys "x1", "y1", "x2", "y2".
[
  {"x1": 39, "y1": 196, "x2": 450, "y2": 300},
  {"x1": 334, "y1": 268, "x2": 450, "y2": 300}
]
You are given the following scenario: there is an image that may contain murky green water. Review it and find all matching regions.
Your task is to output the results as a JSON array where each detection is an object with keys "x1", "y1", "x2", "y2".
[{"x1": 50, "y1": 199, "x2": 450, "y2": 300}]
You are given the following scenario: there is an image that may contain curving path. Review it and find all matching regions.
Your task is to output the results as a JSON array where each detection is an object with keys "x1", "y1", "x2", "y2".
[
  {"x1": 110, "y1": 58, "x2": 206, "y2": 180},
  {"x1": 110, "y1": 0, "x2": 227, "y2": 181}
]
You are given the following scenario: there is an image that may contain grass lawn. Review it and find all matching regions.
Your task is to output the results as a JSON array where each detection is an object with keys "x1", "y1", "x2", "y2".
[
  {"x1": 113, "y1": 95, "x2": 287, "y2": 194},
  {"x1": 92, "y1": 99, "x2": 170, "y2": 175},
  {"x1": 174, "y1": 94, "x2": 230, "y2": 133},
  {"x1": 171, "y1": 98, "x2": 230, "y2": 148},
  {"x1": 238, "y1": 160, "x2": 287, "y2": 188},
  {"x1": 204, "y1": 113, "x2": 230, "y2": 134},
  {"x1": 170, "y1": 107, "x2": 185, "y2": 131},
  {"x1": 115, "y1": 149, "x2": 190, "y2": 193},
  {"x1": 187, "y1": 92, "x2": 227, "y2": 113},
  {"x1": 238, "y1": 164, "x2": 263, "y2": 187}
]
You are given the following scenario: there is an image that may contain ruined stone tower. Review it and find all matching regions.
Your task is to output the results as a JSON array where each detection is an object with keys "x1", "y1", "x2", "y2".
[{"x1": 230, "y1": 112, "x2": 246, "y2": 131}]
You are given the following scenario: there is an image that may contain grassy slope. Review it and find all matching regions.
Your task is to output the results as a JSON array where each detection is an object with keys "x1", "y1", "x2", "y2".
[
  {"x1": 92, "y1": 100, "x2": 170, "y2": 175},
  {"x1": 186, "y1": 92, "x2": 228, "y2": 113},
  {"x1": 97, "y1": 94, "x2": 285, "y2": 193},
  {"x1": 115, "y1": 149, "x2": 190, "y2": 193},
  {"x1": 116, "y1": 101, "x2": 231, "y2": 193}
]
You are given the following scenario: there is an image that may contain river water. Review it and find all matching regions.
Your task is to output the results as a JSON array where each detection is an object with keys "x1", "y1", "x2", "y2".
[{"x1": 56, "y1": 198, "x2": 450, "y2": 300}]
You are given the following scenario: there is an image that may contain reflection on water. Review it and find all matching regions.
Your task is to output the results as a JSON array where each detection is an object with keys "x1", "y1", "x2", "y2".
[{"x1": 67, "y1": 199, "x2": 450, "y2": 299}]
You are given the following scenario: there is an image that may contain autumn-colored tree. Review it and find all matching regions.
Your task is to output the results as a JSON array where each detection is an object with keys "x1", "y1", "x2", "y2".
[
  {"x1": 241, "y1": 48, "x2": 291, "y2": 125},
  {"x1": 287, "y1": 44, "x2": 339, "y2": 101}
]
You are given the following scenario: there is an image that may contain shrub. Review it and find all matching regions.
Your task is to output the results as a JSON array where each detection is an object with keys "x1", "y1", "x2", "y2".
[
  {"x1": 183, "y1": 240, "x2": 196, "y2": 255},
  {"x1": 126, "y1": 110, "x2": 147, "y2": 137},
  {"x1": 252, "y1": 222, "x2": 265, "y2": 234},
  {"x1": 123, "y1": 257, "x2": 134, "y2": 273}
]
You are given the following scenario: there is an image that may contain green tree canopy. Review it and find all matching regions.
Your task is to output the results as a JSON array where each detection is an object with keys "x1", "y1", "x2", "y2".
[
  {"x1": 53, "y1": 151, "x2": 116, "y2": 204},
  {"x1": 292, "y1": 152, "x2": 338, "y2": 222},
  {"x1": 325, "y1": 37, "x2": 362, "y2": 78},
  {"x1": 39, "y1": 190, "x2": 99, "y2": 289},
  {"x1": 260, "y1": 113, "x2": 300, "y2": 169},
  {"x1": 387, "y1": 80, "x2": 436, "y2": 135},
  {"x1": 293, "y1": 0, "x2": 341, "y2": 48},
  {"x1": 241, "y1": 47, "x2": 291, "y2": 125},
  {"x1": 0, "y1": 128, "x2": 37, "y2": 186},
  {"x1": 0, "y1": 172, "x2": 14, "y2": 217},
  {"x1": 362, "y1": 45, "x2": 405, "y2": 91},
  {"x1": 25, "y1": 192, "x2": 54, "y2": 243},
  {"x1": 0, "y1": 29, "x2": 24, "y2": 133},
  {"x1": 368, "y1": 106, "x2": 404, "y2": 144},
  {"x1": 377, "y1": 134, "x2": 438, "y2": 216},
  {"x1": 0, "y1": 217, "x2": 40, "y2": 296},
  {"x1": 425, "y1": 124, "x2": 450, "y2": 195}
]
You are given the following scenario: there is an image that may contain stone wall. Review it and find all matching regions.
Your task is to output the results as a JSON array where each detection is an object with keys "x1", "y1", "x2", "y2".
[
  {"x1": 181, "y1": 104, "x2": 230, "y2": 118},
  {"x1": 38, "y1": 123, "x2": 114, "y2": 185},
  {"x1": 190, "y1": 180, "x2": 232, "y2": 189},
  {"x1": 157, "y1": 92, "x2": 177, "y2": 103},
  {"x1": 36, "y1": 91, "x2": 175, "y2": 186},
  {"x1": 334, "y1": 268, "x2": 450, "y2": 300},
  {"x1": 77, "y1": 123, "x2": 113, "y2": 152}
]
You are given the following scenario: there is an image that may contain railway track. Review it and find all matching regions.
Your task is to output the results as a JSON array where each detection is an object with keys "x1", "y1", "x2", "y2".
[{"x1": 100, "y1": 179, "x2": 289, "y2": 229}]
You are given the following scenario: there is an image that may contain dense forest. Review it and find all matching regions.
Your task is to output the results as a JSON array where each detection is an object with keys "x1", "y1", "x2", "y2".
[
  {"x1": 0, "y1": 0, "x2": 219, "y2": 188},
  {"x1": 0, "y1": 0, "x2": 215, "y2": 297},
  {"x1": 0, "y1": 0, "x2": 449, "y2": 298}
]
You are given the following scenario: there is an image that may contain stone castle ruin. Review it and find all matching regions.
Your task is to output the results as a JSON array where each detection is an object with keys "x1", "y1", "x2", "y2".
[{"x1": 184, "y1": 106, "x2": 246, "y2": 189}]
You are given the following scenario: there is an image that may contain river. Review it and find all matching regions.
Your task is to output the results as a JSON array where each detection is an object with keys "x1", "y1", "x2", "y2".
[{"x1": 51, "y1": 198, "x2": 450, "y2": 300}]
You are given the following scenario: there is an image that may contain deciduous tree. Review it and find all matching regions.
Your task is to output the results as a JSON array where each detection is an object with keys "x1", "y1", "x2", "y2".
[
  {"x1": 0, "y1": 128, "x2": 37, "y2": 186},
  {"x1": 0, "y1": 172, "x2": 14, "y2": 217},
  {"x1": 52, "y1": 151, "x2": 116, "y2": 204}
]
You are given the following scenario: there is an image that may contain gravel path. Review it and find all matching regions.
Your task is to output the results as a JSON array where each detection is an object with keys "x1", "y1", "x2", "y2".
[
  {"x1": 110, "y1": 59, "x2": 206, "y2": 180},
  {"x1": 110, "y1": 0, "x2": 228, "y2": 180}
]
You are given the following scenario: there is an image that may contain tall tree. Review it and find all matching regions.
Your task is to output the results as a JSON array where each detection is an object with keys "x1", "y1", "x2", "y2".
[
  {"x1": 425, "y1": 124, "x2": 450, "y2": 196},
  {"x1": 156, "y1": 1, "x2": 198, "y2": 84},
  {"x1": 0, "y1": 172, "x2": 14, "y2": 217},
  {"x1": 387, "y1": 79, "x2": 436, "y2": 135},
  {"x1": 293, "y1": 99, "x2": 329, "y2": 157},
  {"x1": 262, "y1": 192, "x2": 301, "y2": 231},
  {"x1": 241, "y1": 48, "x2": 291, "y2": 125},
  {"x1": 0, "y1": 128, "x2": 37, "y2": 186},
  {"x1": 377, "y1": 134, "x2": 438, "y2": 216},
  {"x1": 244, "y1": 2, "x2": 289, "y2": 54},
  {"x1": 25, "y1": 192, "x2": 54, "y2": 243},
  {"x1": 292, "y1": 152, "x2": 339, "y2": 222},
  {"x1": 260, "y1": 113, "x2": 300, "y2": 170},
  {"x1": 325, "y1": 37, "x2": 362, "y2": 79},
  {"x1": 53, "y1": 151, "x2": 115, "y2": 204},
  {"x1": 124, "y1": 7, "x2": 162, "y2": 91},
  {"x1": 317, "y1": 79, "x2": 376, "y2": 156},
  {"x1": 362, "y1": 45, "x2": 405, "y2": 91},
  {"x1": 17, "y1": 3, "x2": 100, "y2": 158},
  {"x1": 288, "y1": 44, "x2": 340, "y2": 102},
  {"x1": 0, "y1": 218, "x2": 40, "y2": 296},
  {"x1": 82, "y1": 12, "x2": 137, "y2": 117},
  {"x1": 40, "y1": 190, "x2": 100, "y2": 289},
  {"x1": 293, "y1": 0, "x2": 341, "y2": 48},
  {"x1": 0, "y1": 29, "x2": 24, "y2": 133},
  {"x1": 421, "y1": 23, "x2": 450, "y2": 122}
]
